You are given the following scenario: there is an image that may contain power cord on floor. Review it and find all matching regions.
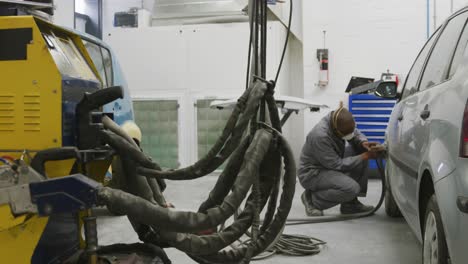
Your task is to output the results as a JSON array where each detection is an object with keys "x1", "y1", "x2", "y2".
[{"x1": 252, "y1": 234, "x2": 326, "y2": 260}]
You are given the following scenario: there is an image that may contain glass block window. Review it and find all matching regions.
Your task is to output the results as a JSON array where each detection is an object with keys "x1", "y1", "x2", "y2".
[
  {"x1": 196, "y1": 99, "x2": 232, "y2": 169},
  {"x1": 133, "y1": 100, "x2": 179, "y2": 169}
]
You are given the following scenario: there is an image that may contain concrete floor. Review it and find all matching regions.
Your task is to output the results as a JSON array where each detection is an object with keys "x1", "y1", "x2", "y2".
[{"x1": 97, "y1": 177, "x2": 422, "y2": 264}]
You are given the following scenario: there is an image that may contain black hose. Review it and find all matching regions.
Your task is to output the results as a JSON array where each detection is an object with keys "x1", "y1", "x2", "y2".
[
  {"x1": 102, "y1": 115, "x2": 168, "y2": 202},
  {"x1": 192, "y1": 134, "x2": 296, "y2": 264},
  {"x1": 165, "y1": 144, "x2": 281, "y2": 257},
  {"x1": 102, "y1": 115, "x2": 139, "y2": 148},
  {"x1": 119, "y1": 157, "x2": 159, "y2": 206},
  {"x1": 30, "y1": 147, "x2": 80, "y2": 177},
  {"x1": 98, "y1": 129, "x2": 281, "y2": 258},
  {"x1": 253, "y1": 0, "x2": 259, "y2": 77},
  {"x1": 197, "y1": 136, "x2": 251, "y2": 213},
  {"x1": 162, "y1": 181, "x2": 275, "y2": 257},
  {"x1": 97, "y1": 124, "x2": 295, "y2": 262},
  {"x1": 98, "y1": 129, "x2": 273, "y2": 233},
  {"x1": 164, "y1": 201, "x2": 257, "y2": 256},
  {"x1": 274, "y1": 0, "x2": 293, "y2": 84},
  {"x1": 100, "y1": 130, "x2": 156, "y2": 169},
  {"x1": 245, "y1": 0, "x2": 255, "y2": 89}
]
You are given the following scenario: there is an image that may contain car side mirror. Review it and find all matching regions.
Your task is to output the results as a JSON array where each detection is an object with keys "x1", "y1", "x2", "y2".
[{"x1": 374, "y1": 81, "x2": 398, "y2": 99}]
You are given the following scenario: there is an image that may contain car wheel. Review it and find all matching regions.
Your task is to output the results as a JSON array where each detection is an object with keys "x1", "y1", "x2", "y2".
[
  {"x1": 422, "y1": 195, "x2": 449, "y2": 264},
  {"x1": 384, "y1": 165, "x2": 402, "y2": 217}
]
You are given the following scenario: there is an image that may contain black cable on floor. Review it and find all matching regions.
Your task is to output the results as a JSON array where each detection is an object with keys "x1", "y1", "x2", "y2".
[{"x1": 252, "y1": 234, "x2": 326, "y2": 260}]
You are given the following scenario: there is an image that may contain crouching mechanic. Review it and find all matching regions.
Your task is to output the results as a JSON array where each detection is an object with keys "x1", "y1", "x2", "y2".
[{"x1": 298, "y1": 104, "x2": 381, "y2": 216}]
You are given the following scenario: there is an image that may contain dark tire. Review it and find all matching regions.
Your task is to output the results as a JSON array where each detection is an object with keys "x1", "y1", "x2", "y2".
[
  {"x1": 422, "y1": 195, "x2": 449, "y2": 264},
  {"x1": 384, "y1": 167, "x2": 402, "y2": 217}
]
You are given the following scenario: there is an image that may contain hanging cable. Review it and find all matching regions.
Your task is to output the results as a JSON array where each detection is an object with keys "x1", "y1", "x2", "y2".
[
  {"x1": 274, "y1": 0, "x2": 293, "y2": 83},
  {"x1": 245, "y1": 0, "x2": 255, "y2": 89}
]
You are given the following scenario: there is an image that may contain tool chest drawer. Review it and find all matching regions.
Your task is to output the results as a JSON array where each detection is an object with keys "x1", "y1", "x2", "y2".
[{"x1": 349, "y1": 94, "x2": 396, "y2": 169}]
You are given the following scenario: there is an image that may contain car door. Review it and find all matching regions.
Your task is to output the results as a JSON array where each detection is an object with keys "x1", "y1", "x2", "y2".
[
  {"x1": 396, "y1": 12, "x2": 468, "y2": 230},
  {"x1": 388, "y1": 28, "x2": 439, "y2": 227}
]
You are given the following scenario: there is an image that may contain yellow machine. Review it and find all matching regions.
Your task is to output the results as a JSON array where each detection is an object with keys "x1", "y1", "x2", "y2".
[{"x1": 0, "y1": 15, "x2": 117, "y2": 263}]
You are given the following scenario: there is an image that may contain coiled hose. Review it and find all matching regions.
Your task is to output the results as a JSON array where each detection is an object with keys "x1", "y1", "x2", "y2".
[{"x1": 99, "y1": 129, "x2": 273, "y2": 233}]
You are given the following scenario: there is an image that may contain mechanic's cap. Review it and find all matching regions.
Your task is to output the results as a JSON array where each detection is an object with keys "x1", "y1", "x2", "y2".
[{"x1": 121, "y1": 121, "x2": 142, "y2": 143}]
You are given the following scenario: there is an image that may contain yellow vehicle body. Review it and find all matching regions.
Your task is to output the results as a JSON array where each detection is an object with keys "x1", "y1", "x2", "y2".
[{"x1": 0, "y1": 16, "x2": 107, "y2": 263}]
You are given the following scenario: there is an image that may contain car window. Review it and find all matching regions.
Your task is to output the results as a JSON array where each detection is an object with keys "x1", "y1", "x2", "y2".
[
  {"x1": 449, "y1": 19, "x2": 468, "y2": 78},
  {"x1": 83, "y1": 40, "x2": 108, "y2": 87},
  {"x1": 401, "y1": 29, "x2": 440, "y2": 99},
  {"x1": 101, "y1": 47, "x2": 113, "y2": 86},
  {"x1": 419, "y1": 12, "x2": 468, "y2": 91}
]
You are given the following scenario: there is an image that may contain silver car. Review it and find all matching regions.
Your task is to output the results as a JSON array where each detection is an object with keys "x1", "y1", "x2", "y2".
[{"x1": 374, "y1": 7, "x2": 468, "y2": 264}]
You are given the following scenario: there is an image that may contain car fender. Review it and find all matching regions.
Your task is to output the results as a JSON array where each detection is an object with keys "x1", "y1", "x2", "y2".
[
  {"x1": 419, "y1": 131, "x2": 456, "y2": 186},
  {"x1": 414, "y1": 134, "x2": 456, "y2": 237}
]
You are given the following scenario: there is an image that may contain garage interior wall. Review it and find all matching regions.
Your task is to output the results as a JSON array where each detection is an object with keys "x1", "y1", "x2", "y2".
[
  {"x1": 100, "y1": 0, "x2": 296, "y2": 166},
  {"x1": 302, "y1": 0, "x2": 432, "y2": 135},
  {"x1": 53, "y1": 0, "x2": 468, "y2": 166},
  {"x1": 106, "y1": 23, "x2": 293, "y2": 167},
  {"x1": 430, "y1": 0, "x2": 468, "y2": 36},
  {"x1": 53, "y1": 0, "x2": 75, "y2": 28}
]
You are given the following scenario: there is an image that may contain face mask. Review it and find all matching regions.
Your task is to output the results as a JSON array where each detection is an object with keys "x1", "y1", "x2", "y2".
[{"x1": 342, "y1": 132, "x2": 355, "y2": 141}]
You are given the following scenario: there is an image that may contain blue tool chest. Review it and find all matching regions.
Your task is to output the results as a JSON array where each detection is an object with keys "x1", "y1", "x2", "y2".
[{"x1": 348, "y1": 94, "x2": 397, "y2": 169}]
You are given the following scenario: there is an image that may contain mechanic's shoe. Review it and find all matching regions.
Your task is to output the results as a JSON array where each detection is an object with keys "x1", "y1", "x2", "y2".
[
  {"x1": 301, "y1": 191, "x2": 324, "y2": 217},
  {"x1": 340, "y1": 199, "x2": 374, "y2": 214}
]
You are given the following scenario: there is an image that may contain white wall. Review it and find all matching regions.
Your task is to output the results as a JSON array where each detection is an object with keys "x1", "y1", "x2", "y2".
[
  {"x1": 454, "y1": 0, "x2": 468, "y2": 10},
  {"x1": 428, "y1": 0, "x2": 468, "y2": 36},
  {"x1": 105, "y1": 22, "x2": 291, "y2": 166},
  {"x1": 282, "y1": 35, "x2": 304, "y2": 160},
  {"x1": 300, "y1": 1, "x2": 468, "y2": 138},
  {"x1": 53, "y1": 0, "x2": 75, "y2": 28},
  {"x1": 301, "y1": 0, "x2": 430, "y2": 134}
]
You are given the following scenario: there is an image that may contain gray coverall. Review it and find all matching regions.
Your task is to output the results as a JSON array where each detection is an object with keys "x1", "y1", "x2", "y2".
[{"x1": 298, "y1": 112, "x2": 368, "y2": 210}]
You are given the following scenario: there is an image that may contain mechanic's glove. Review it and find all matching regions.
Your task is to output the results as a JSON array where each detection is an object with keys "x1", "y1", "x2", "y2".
[
  {"x1": 361, "y1": 141, "x2": 380, "y2": 151},
  {"x1": 361, "y1": 151, "x2": 379, "y2": 160},
  {"x1": 370, "y1": 144, "x2": 386, "y2": 153}
]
